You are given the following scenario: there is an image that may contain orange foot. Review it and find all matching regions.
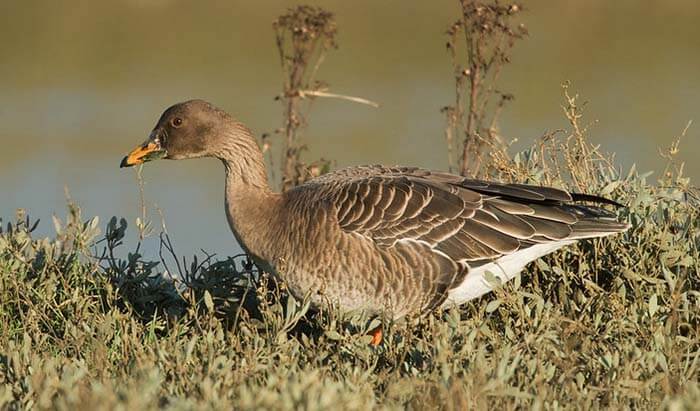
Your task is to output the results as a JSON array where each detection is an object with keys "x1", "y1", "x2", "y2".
[{"x1": 369, "y1": 326, "x2": 383, "y2": 346}]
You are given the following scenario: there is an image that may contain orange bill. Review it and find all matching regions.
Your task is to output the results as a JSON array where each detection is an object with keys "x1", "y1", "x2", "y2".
[{"x1": 120, "y1": 142, "x2": 163, "y2": 168}]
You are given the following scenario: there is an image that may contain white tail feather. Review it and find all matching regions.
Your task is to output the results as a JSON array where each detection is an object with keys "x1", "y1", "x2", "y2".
[{"x1": 442, "y1": 241, "x2": 575, "y2": 307}]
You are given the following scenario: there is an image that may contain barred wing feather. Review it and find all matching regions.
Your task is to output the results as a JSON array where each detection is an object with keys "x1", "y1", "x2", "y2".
[{"x1": 315, "y1": 166, "x2": 629, "y2": 309}]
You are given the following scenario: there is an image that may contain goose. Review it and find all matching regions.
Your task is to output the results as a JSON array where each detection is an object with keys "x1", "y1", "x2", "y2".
[{"x1": 120, "y1": 99, "x2": 629, "y2": 344}]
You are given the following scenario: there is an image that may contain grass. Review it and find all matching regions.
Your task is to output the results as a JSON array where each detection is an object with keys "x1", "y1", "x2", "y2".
[{"x1": 1, "y1": 99, "x2": 698, "y2": 409}]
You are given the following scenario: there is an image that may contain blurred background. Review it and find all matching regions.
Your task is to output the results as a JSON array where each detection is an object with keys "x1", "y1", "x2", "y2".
[{"x1": 1, "y1": 0, "x2": 698, "y2": 258}]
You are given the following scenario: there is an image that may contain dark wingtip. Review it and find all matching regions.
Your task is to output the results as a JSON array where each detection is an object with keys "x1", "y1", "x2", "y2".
[
  {"x1": 571, "y1": 192, "x2": 625, "y2": 208},
  {"x1": 119, "y1": 156, "x2": 131, "y2": 168}
]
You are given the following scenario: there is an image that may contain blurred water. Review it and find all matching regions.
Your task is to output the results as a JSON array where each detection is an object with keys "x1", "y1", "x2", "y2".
[{"x1": 1, "y1": 0, "x2": 698, "y2": 259}]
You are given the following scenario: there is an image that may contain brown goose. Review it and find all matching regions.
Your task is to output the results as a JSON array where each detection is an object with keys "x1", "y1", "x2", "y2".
[{"x1": 121, "y1": 100, "x2": 629, "y2": 338}]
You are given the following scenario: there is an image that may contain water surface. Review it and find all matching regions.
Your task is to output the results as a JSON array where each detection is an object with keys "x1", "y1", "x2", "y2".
[{"x1": 1, "y1": 0, "x2": 698, "y2": 258}]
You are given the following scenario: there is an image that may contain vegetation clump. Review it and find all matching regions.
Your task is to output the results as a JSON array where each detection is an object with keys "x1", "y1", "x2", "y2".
[{"x1": 1, "y1": 102, "x2": 698, "y2": 408}]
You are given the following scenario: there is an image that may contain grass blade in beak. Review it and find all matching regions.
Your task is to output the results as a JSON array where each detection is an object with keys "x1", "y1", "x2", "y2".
[{"x1": 120, "y1": 142, "x2": 166, "y2": 168}]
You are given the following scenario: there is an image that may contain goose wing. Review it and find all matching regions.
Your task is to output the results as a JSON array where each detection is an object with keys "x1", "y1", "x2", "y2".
[
  {"x1": 311, "y1": 165, "x2": 629, "y2": 309},
  {"x1": 318, "y1": 166, "x2": 627, "y2": 255}
]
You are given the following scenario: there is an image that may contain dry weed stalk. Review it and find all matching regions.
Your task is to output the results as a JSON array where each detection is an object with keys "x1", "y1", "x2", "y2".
[
  {"x1": 272, "y1": 6, "x2": 377, "y2": 189},
  {"x1": 659, "y1": 120, "x2": 692, "y2": 185},
  {"x1": 442, "y1": 0, "x2": 527, "y2": 176},
  {"x1": 483, "y1": 84, "x2": 620, "y2": 193},
  {"x1": 273, "y1": 6, "x2": 337, "y2": 190},
  {"x1": 559, "y1": 82, "x2": 617, "y2": 190}
]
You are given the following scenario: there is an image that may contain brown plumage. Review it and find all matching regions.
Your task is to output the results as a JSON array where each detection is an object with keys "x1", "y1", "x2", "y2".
[{"x1": 121, "y1": 100, "x2": 630, "y2": 319}]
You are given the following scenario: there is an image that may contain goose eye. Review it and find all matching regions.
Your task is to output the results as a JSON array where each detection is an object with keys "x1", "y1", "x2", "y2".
[{"x1": 172, "y1": 117, "x2": 183, "y2": 127}]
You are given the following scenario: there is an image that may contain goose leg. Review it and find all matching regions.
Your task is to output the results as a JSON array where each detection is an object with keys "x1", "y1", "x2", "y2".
[{"x1": 368, "y1": 325, "x2": 383, "y2": 346}]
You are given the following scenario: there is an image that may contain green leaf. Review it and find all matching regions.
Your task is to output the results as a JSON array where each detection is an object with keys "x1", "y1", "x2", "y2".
[
  {"x1": 203, "y1": 290, "x2": 214, "y2": 312},
  {"x1": 357, "y1": 335, "x2": 374, "y2": 345},
  {"x1": 484, "y1": 271, "x2": 502, "y2": 288},
  {"x1": 648, "y1": 294, "x2": 658, "y2": 317},
  {"x1": 485, "y1": 300, "x2": 501, "y2": 313},
  {"x1": 535, "y1": 259, "x2": 550, "y2": 272},
  {"x1": 512, "y1": 274, "x2": 521, "y2": 290},
  {"x1": 367, "y1": 318, "x2": 382, "y2": 330},
  {"x1": 52, "y1": 215, "x2": 63, "y2": 235},
  {"x1": 600, "y1": 180, "x2": 621, "y2": 195},
  {"x1": 325, "y1": 330, "x2": 342, "y2": 341}
]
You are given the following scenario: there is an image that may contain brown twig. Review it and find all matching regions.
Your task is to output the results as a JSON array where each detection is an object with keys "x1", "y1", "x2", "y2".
[
  {"x1": 443, "y1": 0, "x2": 527, "y2": 177},
  {"x1": 273, "y1": 6, "x2": 337, "y2": 191}
]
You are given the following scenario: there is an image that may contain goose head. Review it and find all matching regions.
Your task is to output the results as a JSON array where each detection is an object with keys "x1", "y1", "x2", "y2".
[{"x1": 120, "y1": 99, "x2": 252, "y2": 167}]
